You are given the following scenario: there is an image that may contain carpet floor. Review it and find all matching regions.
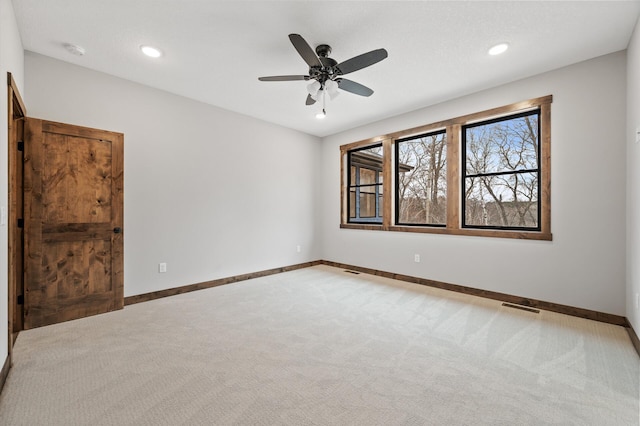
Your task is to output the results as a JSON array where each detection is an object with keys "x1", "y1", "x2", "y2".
[{"x1": 0, "y1": 265, "x2": 638, "y2": 425}]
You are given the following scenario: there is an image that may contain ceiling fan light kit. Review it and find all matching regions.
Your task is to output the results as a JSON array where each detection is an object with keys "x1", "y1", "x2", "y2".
[{"x1": 259, "y1": 33, "x2": 388, "y2": 117}]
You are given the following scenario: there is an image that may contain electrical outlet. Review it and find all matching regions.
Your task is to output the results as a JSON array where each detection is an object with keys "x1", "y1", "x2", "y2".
[
  {"x1": 414, "y1": 254, "x2": 420, "y2": 263},
  {"x1": 158, "y1": 262, "x2": 167, "y2": 273},
  {"x1": 296, "y1": 245, "x2": 301, "y2": 253}
]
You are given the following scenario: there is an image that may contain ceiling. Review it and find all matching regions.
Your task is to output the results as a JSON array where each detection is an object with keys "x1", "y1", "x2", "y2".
[{"x1": 12, "y1": 1, "x2": 640, "y2": 138}]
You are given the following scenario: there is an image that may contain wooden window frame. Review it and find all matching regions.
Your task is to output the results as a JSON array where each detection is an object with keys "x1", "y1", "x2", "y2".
[{"x1": 340, "y1": 96, "x2": 552, "y2": 241}]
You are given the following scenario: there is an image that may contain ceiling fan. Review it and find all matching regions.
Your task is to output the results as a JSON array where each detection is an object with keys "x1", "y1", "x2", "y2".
[{"x1": 258, "y1": 34, "x2": 388, "y2": 111}]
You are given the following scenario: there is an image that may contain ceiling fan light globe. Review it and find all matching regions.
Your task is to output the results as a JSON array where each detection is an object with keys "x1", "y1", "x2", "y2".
[
  {"x1": 325, "y1": 79, "x2": 337, "y2": 90},
  {"x1": 312, "y1": 87, "x2": 325, "y2": 102},
  {"x1": 325, "y1": 79, "x2": 339, "y2": 99},
  {"x1": 307, "y1": 80, "x2": 321, "y2": 96}
]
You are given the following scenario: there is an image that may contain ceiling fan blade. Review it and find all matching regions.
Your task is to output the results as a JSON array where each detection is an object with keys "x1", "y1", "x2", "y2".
[
  {"x1": 337, "y1": 78, "x2": 374, "y2": 97},
  {"x1": 258, "y1": 75, "x2": 309, "y2": 82},
  {"x1": 305, "y1": 94, "x2": 316, "y2": 105},
  {"x1": 289, "y1": 34, "x2": 322, "y2": 68},
  {"x1": 335, "y1": 48, "x2": 388, "y2": 75}
]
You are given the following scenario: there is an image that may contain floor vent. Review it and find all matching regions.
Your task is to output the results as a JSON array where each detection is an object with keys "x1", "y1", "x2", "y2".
[
  {"x1": 344, "y1": 270, "x2": 361, "y2": 275},
  {"x1": 502, "y1": 303, "x2": 540, "y2": 314}
]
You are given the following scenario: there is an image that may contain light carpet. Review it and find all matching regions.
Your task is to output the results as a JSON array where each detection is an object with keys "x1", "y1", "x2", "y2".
[{"x1": 0, "y1": 265, "x2": 638, "y2": 425}]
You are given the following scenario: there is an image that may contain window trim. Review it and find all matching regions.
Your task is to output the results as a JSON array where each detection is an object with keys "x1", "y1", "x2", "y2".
[{"x1": 340, "y1": 96, "x2": 552, "y2": 241}]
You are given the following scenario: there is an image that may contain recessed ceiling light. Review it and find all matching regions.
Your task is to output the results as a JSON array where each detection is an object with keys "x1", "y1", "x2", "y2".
[
  {"x1": 64, "y1": 43, "x2": 85, "y2": 56},
  {"x1": 140, "y1": 45, "x2": 162, "y2": 58},
  {"x1": 488, "y1": 43, "x2": 509, "y2": 56}
]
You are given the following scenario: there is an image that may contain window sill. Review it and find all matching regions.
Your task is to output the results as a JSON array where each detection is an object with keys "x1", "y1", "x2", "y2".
[
  {"x1": 340, "y1": 223, "x2": 384, "y2": 231},
  {"x1": 341, "y1": 223, "x2": 552, "y2": 241}
]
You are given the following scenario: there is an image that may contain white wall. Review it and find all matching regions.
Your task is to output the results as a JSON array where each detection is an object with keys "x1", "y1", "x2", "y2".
[
  {"x1": 627, "y1": 16, "x2": 640, "y2": 331},
  {"x1": 24, "y1": 52, "x2": 322, "y2": 297},
  {"x1": 321, "y1": 52, "x2": 627, "y2": 316},
  {"x1": 0, "y1": 0, "x2": 24, "y2": 363}
]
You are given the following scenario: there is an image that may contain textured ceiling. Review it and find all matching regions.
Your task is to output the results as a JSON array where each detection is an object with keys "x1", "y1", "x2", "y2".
[{"x1": 12, "y1": 1, "x2": 640, "y2": 137}]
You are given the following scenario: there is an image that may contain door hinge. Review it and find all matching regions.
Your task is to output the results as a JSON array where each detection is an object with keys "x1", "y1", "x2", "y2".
[
  {"x1": 17, "y1": 140, "x2": 24, "y2": 151},
  {"x1": 17, "y1": 218, "x2": 24, "y2": 228},
  {"x1": 17, "y1": 295, "x2": 24, "y2": 305}
]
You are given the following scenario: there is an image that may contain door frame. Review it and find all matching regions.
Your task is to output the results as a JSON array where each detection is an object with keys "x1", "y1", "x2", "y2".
[{"x1": 7, "y1": 72, "x2": 26, "y2": 356}]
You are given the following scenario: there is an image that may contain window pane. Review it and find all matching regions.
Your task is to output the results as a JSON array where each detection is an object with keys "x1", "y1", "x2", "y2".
[
  {"x1": 396, "y1": 132, "x2": 447, "y2": 225},
  {"x1": 350, "y1": 146, "x2": 383, "y2": 171},
  {"x1": 359, "y1": 193, "x2": 377, "y2": 218},
  {"x1": 464, "y1": 172, "x2": 539, "y2": 228},
  {"x1": 360, "y1": 168, "x2": 376, "y2": 186},
  {"x1": 465, "y1": 113, "x2": 539, "y2": 175},
  {"x1": 349, "y1": 190, "x2": 356, "y2": 219},
  {"x1": 348, "y1": 144, "x2": 383, "y2": 223}
]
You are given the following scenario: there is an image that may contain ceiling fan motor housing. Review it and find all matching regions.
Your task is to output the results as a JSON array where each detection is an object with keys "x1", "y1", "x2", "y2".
[{"x1": 309, "y1": 44, "x2": 339, "y2": 84}]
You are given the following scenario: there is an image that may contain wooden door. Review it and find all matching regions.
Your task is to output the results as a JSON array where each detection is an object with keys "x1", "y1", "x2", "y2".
[{"x1": 23, "y1": 119, "x2": 124, "y2": 329}]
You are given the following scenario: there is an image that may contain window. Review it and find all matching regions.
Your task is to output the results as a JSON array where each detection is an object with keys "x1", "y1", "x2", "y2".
[
  {"x1": 396, "y1": 130, "x2": 447, "y2": 226},
  {"x1": 348, "y1": 145, "x2": 384, "y2": 223},
  {"x1": 340, "y1": 96, "x2": 552, "y2": 240},
  {"x1": 463, "y1": 110, "x2": 540, "y2": 230}
]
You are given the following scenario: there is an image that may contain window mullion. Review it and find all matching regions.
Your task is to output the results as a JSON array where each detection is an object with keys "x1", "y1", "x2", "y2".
[
  {"x1": 375, "y1": 171, "x2": 381, "y2": 220},
  {"x1": 341, "y1": 149, "x2": 346, "y2": 223},
  {"x1": 382, "y1": 138, "x2": 392, "y2": 229},
  {"x1": 446, "y1": 124, "x2": 460, "y2": 230},
  {"x1": 355, "y1": 166, "x2": 361, "y2": 220},
  {"x1": 466, "y1": 168, "x2": 539, "y2": 179}
]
